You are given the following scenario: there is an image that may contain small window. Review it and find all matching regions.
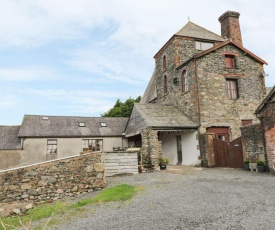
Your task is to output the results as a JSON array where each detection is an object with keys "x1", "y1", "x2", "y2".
[
  {"x1": 79, "y1": 122, "x2": 85, "y2": 127},
  {"x1": 82, "y1": 139, "x2": 103, "y2": 152},
  {"x1": 226, "y1": 79, "x2": 238, "y2": 99},
  {"x1": 195, "y1": 41, "x2": 213, "y2": 50},
  {"x1": 225, "y1": 55, "x2": 235, "y2": 68},
  {"x1": 163, "y1": 75, "x2": 168, "y2": 94},
  {"x1": 42, "y1": 117, "x2": 48, "y2": 120},
  {"x1": 241, "y1": 120, "x2": 252, "y2": 126},
  {"x1": 100, "y1": 122, "x2": 107, "y2": 127},
  {"x1": 181, "y1": 70, "x2": 188, "y2": 93},
  {"x1": 163, "y1": 55, "x2": 167, "y2": 70},
  {"x1": 47, "y1": 139, "x2": 57, "y2": 154}
]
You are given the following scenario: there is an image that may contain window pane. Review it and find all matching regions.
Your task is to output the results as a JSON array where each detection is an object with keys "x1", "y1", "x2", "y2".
[
  {"x1": 201, "y1": 42, "x2": 213, "y2": 50},
  {"x1": 195, "y1": 41, "x2": 201, "y2": 50}
]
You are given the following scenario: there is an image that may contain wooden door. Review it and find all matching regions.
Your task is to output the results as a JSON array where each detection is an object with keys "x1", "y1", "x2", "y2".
[{"x1": 176, "y1": 135, "x2": 182, "y2": 165}]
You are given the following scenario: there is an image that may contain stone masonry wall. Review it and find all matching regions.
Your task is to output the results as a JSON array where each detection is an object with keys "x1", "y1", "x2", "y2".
[
  {"x1": 196, "y1": 44, "x2": 265, "y2": 139},
  {"x1": 240, "y1": 124, "x2": 264, "y2": 162},
  {"x1": 0, "y1": 150, "x2": 21, "y2": 170},
  {"x1": 0, "y1": 153, "x2": 106, "y2": 211},
  {"x1": 140, "y1": 128, "x2": 162, "y2": 170},
  {"x1": 199, "y1": 133, "x2": 215, "y2": 167}
]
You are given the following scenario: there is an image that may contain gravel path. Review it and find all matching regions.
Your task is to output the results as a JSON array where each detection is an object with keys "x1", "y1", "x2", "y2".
[{"x1": 49, "y1": 167, "x2": 275, "y2": 230}]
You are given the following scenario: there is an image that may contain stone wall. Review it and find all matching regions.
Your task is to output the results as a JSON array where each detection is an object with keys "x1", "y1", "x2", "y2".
[
  {"x1": 199, "y1": 133, "x2": 215, "y2": 167},
  {"x1": 240, "y1": 124, "x2": 264, "y2": 162},
  {"x1": 140, "y1": 128, "x2": 162, "y2": 170},
  {"x1": 0, "y1": 152, "x2": 106, "y2": 214}
]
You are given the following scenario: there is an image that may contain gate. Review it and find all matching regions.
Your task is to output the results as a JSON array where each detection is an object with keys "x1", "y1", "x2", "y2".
[{"x1": 213, "y1": 137, "x2": 243, "y2": 168}]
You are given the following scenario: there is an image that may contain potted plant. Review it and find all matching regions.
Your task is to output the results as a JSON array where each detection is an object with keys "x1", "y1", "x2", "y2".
[
  {"x1": 243, "y1": 159, "x2": 250, "y2": 171},
  {"x1": 159, "y1": 156, "x2": 169, "y2": 170},
  {"x1": 257, "y1": 161, "x2": 266, "y2": 172},
  {"x1": 249, "y1": 157, "x2": 258, "y2": 172}
]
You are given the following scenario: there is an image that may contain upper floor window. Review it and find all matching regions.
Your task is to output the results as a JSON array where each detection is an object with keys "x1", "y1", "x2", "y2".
[
  {"x1": 82, "y1": 139, "x2": 103, "y2": 152},
  {"x1": 226, "y1": 79, "x2": 238, "y2": 99},
  {"x1": 195, "y1": 41, "x2": 213, "y2": 50},
  {"x1": 47, "y1": 139, "x2": 57, "y2": 154},
  {"x1": 225, "y1": 55, "x2": 235, "y2": 68},
  {"x1": 163, "y1": 75, "x2": 168, "y2": 94},
  {"x1": 163, "y1": 55, "x2": 167, "y2": 70},
  {"x1": 181, "y1": 70, "x2": 188, "y2": 93}
]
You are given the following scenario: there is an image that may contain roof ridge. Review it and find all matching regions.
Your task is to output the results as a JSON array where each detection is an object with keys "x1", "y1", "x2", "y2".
[{"x1": 23, "y1": 114, "x2": 128, "y2": 119}]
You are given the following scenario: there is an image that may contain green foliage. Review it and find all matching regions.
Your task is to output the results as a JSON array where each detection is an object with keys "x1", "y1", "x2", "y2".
[
  {"x1": 0, "y1": 184, "x2": 140, "y2": 230},
  {"x1": 0, "y1": 202, "x2": 66, "y2": 230},
  {"x1": 257, "y1": 160, "x2": 265, "y2": 166},
  {"x1": 101, "y1": 96, "x2": 141, "y2": 117},
  {"x1": 159, "y1": 156, "x2": 170, "y2": 165}
]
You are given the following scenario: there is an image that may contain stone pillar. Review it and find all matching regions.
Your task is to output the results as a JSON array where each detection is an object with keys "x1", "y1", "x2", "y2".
[
  {"x1": 140, "y1": 128, "x2": 162, "y2": 170},
  {"x1": 199, "y1": 133, "x2": 215, "y2": 167}
]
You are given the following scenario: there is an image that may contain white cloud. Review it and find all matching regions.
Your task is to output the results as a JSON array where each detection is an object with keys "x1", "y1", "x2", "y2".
[{"x1": 0, "y1": 66, "x2": 62, "y2": 81}]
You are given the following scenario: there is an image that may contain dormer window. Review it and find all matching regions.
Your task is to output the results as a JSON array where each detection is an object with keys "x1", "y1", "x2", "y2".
[
  {"x1": 195, "y1": 41, "x2": 213, "y2": 50},
  {"x1": 163, "y1": 55, "x2": 167, "y2": 70},
  {"x1": 79, "y1": 122, "x2": 85, "y2": 127},
  {"x1": 100, "y1": 122, "x2": 107, "y2": 127},
  {"x1": 225, "y1": 55, "x2": 235, "y2": 68}
]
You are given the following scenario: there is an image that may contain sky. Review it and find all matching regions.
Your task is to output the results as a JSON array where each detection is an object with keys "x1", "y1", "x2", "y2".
[{"x1": 1, "y1": 0, "x2": 275, "y2": 125}]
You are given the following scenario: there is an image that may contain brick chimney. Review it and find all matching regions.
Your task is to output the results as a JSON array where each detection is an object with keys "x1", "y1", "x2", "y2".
[{"x1": 218, "y1": 11, "x2": 243, "y2": 45}]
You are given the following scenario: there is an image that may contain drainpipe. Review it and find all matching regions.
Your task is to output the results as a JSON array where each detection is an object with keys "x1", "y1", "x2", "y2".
[
  {"x1": 260, "y1": 117, "x2": 269, "y2": 172},
  {"x1": 195, "y1": 59, "x2": 201, "y2": 126}
]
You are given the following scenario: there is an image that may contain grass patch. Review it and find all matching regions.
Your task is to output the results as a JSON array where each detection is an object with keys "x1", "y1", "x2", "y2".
[
  {"x1": 70, "y1": 184, "x2": 137, "y2": 209},
  {"x1": 0, "y1": 201, "x2": 67, "y2": 230},
  {"x1": 0, "y1": 184, "x2": 144, "y2": 229}
]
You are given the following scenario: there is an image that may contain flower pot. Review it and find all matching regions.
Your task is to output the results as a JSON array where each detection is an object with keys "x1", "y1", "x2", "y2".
[
  {"x1": 243, "y1": 164, "x2": 250, "y2": 171},
  {"x1": 249, "y1": 163, "x2": 257, "y2": 171},
  {"x1": 257, "y1": 165, "x2": 266, "y2": 172},
  {"x1": 159, "y1": 164, "x2": 167, "y2": 170}
]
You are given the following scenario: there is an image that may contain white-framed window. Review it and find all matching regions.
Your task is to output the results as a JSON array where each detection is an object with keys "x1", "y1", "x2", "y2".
[
  {"x1": 47, "y1": 139, "x2": 57, "y2": 154},
  {"x1": 82, "y1": 139, "x2": 103, "y2": 152},
  {"x1": 181, "y1": 70, "x2": 188, "y2": 93},
  {"x1": 195, "y1": 41, "x2": 213, "y2": 50}
]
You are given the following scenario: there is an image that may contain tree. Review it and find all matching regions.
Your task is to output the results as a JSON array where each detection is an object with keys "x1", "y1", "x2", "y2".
[{"x1": 101, "y1": 96, "x2": 141, "y2": 117}]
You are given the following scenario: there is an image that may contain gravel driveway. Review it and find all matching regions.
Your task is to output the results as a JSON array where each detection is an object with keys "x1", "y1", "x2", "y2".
[{"x1": 49, "y1": 167, "x2": 275, "y2": 230}]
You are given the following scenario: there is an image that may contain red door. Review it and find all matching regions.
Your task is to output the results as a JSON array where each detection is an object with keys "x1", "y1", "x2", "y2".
[{"x1": 207, "y1": 127, "x2": 230, "y2": 141}]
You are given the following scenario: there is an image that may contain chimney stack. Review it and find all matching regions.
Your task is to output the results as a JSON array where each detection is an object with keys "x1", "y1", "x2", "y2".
[{"x1": 218, "y1": 11, "x2": 243, "y2": 46}]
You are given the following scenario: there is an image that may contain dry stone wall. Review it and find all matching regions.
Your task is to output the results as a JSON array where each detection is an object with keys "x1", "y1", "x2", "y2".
[{"x1": 0, "y1": 153, "x2": 106, "y2": 212}]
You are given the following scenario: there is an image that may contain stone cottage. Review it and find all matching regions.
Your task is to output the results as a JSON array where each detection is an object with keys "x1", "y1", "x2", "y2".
[{"x1": 126, "y1": 11, "x2": 268, "y2": 167}]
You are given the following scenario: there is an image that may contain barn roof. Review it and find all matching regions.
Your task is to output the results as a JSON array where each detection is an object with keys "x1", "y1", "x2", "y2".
[{"x1": 0, "y1": 126, "x2": 21, "y2": 150}]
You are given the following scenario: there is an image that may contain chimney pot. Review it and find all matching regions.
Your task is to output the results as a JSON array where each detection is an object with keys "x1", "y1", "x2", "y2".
[{"x1": 219, "y1": 11, "x2": 243, "y2": 46}]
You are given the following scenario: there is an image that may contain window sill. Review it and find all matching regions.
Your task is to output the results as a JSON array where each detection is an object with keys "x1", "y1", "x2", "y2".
[{"x1": 181, "y1": 91, "x2": 189, "y2": 95}]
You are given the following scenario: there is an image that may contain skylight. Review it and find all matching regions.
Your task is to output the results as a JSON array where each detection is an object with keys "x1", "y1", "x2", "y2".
[
  {"x1": 100, "y1": 122, "x2": 107, "y2": 127},
  {"x1": 42, "y1": 117, "x2": 48, "y2": 120},
  {"x1": 79, "y1": 122, "x2": 85, "y2": 127}
]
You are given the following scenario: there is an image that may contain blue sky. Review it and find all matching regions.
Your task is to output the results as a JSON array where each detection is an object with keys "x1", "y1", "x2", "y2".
[{"x1": 1, "y1": 0, "x2": 275, "y2": 125}]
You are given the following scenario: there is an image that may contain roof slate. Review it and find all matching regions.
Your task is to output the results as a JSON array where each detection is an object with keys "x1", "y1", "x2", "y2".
[
  {"x1": 175, "y1": 21, "x2": 225, "y2": 41},
  {"x1": 135, "y1": 104, "x2": 197, "y2": 128},
  {"x1": 18, "y1": 115, "x2": 129, "y2": 137},
  {"x1": 0, "y1": 126, "x2": 21, "y2": 150}
]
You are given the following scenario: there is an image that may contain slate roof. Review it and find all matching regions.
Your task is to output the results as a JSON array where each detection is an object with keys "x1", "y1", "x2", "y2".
[
  {"x1": 125, "y1": 103, "x2": 197, "y2": 137},
  {"x1": 135, "y1": 104, "x2": 197, "y2": 128},
  {"x1": 140, "y1": 70, "x2": 157, "y2": 103},
  {"x1": 18, "y1": 115, "x2": 129, "y2": 137},
  {"x1": 175, "y1": 21, "x2": 225, "y2": 41},
  {"x1": 255, "y1": 86, "x2": 275, "y2": 114},
  {"x1": 0, "y1": 126, "x2": 21, "y2": 150}
]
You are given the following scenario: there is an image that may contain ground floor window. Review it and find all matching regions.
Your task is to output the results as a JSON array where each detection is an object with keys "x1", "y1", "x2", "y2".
[
  {"x1": 47, "y1": 139, "x2": 57, "y2": 154},
  {"x1": 82, "y1": 139, "x2": 103, "y2": 152}
]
